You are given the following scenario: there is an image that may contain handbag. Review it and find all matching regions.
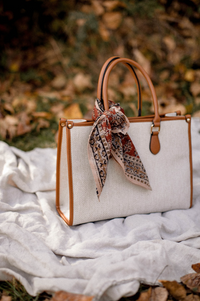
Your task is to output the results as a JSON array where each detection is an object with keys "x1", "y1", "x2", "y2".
[{"x1": 56, "y1": 57, "x2": 193, "y2": 226}]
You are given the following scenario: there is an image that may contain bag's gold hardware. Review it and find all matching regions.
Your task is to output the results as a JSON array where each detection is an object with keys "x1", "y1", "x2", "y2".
[
  {"x1": 151, "y1": 124, "x2": 160, "y2": 134},
  {"x1": 61, "y1": 123, "x2": 65, "y2": 127},
  {"x1": 68, "y1": 123, "x2": 72, "y2": 129}
]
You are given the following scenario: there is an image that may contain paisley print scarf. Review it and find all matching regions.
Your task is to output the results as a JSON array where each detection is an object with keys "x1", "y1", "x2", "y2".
[{"x1": 88, "y1": 99, "x2": 151, "y2": 199}]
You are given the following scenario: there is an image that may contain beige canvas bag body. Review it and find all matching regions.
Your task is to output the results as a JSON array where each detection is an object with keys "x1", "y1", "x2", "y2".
[{"x1": 56, "y1": 57, "x2": 193, "y2": 226}]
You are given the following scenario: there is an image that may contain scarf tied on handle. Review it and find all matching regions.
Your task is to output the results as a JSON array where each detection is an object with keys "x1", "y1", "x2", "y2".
[{"x1": 88, "y1": 99, "x2": 151, "y2": 199}]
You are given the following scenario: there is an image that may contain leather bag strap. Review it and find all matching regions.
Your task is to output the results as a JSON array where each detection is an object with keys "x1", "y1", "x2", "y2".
[
  {"x1": 101, "y1": 58, "x2": 160, "y2": 128},
  {"x1": 97, "y1": 56, "x2": 142, "y2": 116}
]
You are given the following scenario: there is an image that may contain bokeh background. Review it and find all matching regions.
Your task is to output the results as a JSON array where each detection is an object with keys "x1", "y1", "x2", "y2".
[{"x1": 1, "y1": 0, "x2": 200, "y2": 150}]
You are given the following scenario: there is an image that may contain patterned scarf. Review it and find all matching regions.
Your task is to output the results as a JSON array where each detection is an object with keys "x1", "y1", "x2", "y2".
[{"x1": 88, "y1": 99, "x2": 151, "y2": 199}]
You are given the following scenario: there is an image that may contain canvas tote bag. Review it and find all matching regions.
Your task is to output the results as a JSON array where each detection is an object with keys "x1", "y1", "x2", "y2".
[{"x1": 56, "y1": 57, "x2": 193, "y2": 226}]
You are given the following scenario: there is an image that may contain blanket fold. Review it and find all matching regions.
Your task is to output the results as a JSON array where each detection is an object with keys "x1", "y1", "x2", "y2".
[{"x1": 0, "y1": 118, "x2": 200, "y2": 300}]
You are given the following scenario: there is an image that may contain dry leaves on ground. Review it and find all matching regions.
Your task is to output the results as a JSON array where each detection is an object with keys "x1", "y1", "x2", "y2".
[
  {"x1": 1, "y1": 0, "x2": 200, "y2": 150},
  {"x1": 50, "y1": 291, "x2": 94, "y2": 301}
]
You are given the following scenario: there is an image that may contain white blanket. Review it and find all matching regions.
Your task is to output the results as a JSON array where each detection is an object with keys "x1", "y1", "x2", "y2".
[{"x1": 0, "y1": 118, "x2": 200, "y2": 301}]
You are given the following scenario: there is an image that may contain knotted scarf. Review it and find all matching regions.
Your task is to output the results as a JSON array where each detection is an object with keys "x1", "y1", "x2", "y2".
[{"x1": 88, "y1": 99, "x2": 151, "y2": 199}]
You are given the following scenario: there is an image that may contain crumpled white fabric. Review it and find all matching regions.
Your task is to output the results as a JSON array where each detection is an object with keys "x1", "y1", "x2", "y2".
[{"x1": 0, "y1": 118, "x2": 200, "y2": 301}]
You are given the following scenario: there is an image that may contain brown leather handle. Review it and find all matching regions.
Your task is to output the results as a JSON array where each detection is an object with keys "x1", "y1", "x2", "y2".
[
  {"x1": 97, "y1": 56, "x2": 142, "y2": 116},
  {"x1": 102, "y1": 58, "x2": 160, "y2": 127}
]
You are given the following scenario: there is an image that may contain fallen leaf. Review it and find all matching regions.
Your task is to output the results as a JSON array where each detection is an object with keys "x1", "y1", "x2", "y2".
[
  {"x1": 102, "y1": 12, "x2": 122, "y2": 30},
  {"x1": 64, "y1": 103, "x2": 83, "y2": 119},
  {"x1": 92, "y1": 0, "x2": 104, "y2": 16},
  {"x1": 119, "y1": 83, "x2": 137, "y2": 98},
  {"x1": 0, "y1": 295, "x2": 12, "y2": 301},
  {"x1": 195, "y1": 98, "x2": 200, "y2": 105},
  {"x1": 184, "y1": 294, "x2": 200, "y2": 301},
  {"x1": 103, "y1": 1, "x2": 126, "y2": 11},
  {"x1": 159, "y1": 70, "x2": 170, "y2": 81},
  {"x1": 133, "y1": 49, "x2": 151, "y2": 75},
  {"x1": 99, "y1": 22, "x2": 110, "y2": 41},
  {"x1": 80, "y1": 4, "x2": 93, "y2": 14},
  {"x1": 192, "y1": 263, "x2": 200, "y2": 273},
  {"x1": 9, "y1": 62, "x2": 20, "y2": 72},
  {"x1": 3, "y1": 103, "x2": 15, "y2": 114},
  {"x1": 83, "y1": 109, "x2": 93, "y2": 119},
  {"x1": 36, "y1": 90, "x2": 61, "y2": 100},
  {"x1": 181, "y1": 273, "x2": 200, "y2": 293},
  {"x1": 73, "y1": 73, "x2": 93, "y2": 92},
  {"x1": 158, "y1": 102, "x2": 186, "y2": 115},
  {"x1": 136, "y1": 287, "x2": 152, "y2": 301},
  {"x1": 194, "y1": 70, "x2": 200, "y2": 80},
  {"x1": 1, "y1": 92, "x2": 12, "y2": 103},
  {"x1": 4, "y1": 115, "x2": 19, "y2": 126},
  {"x1": 50, "y1": 103, "x2": 65, "y2": 115},
  {"x1": 129, "y1": 103, "x2": 137, "y2": 116},
  {"x1": 51, "y1": 75, "x2": 67, "y2": 90},
  {"x1": 107, "y1": 88, "x2": 119, "y2": 102},
  {"x1": 184, "y1": 70, "x2": 195, "y2": 82},
  {"x1": 193, "y1": 111, "x2": 200, "y2": 117},
  {"x1": 154, "y1": 85, "x2": 166, "y2": 98},
  {"x1": 17, "y1": 111, "x2": 31, "y2": 124},
  {"x1": 12, "y1": 97, "x2": 27, "y2": 108},
  {"x1": 32, "y1": 112, "x2": 52, "y2": 119},
  {"x1": 61, "y1": 80, "x2": 75, "y2": 97},
  {"x1": 7, "y1": 125, "x2": 17, "y2": 140},
  {"x1": 150, "y1": 287, "x2": 168, "y2": 301},
  {"x1": 190, "y1": 82, "x2": 200, "y2": 97},
  {"x1": 179, "y1": 17, "x2": 194, "y2": 30},
  {"x1": 163, "y1": 36, "x2": 176, "y2": 52},
  {"x1": 108, "y1": 71, "x2": 120, "y2": 88},
  {"x1": 17, "y1": 122, "x2": 32, "y2": 136},
  {"x1": 122, "y1": 17, "x2": 135, "y2": 35},
  {"x1": 26, "y1": 99, "x2": 37, "y2": 114},
  {"x1": 168, "y1": 49, "x2": 184, "y2": 65},
  {"x1": 50, "y1": 291, "x2": 94, "y2": 301},
  {"x1": 76, "y1": 19, "x2": 86, "y2": 27},
  {"x1": 159, "y1": 280, "x2": 187, "y2": 300},
  {"x1": 0, "y1": 119, "x2": 7, "y2": 139},
  {"x1": 120, "y1": 70, "x2": 141, "y2": 96},
  {"x1": 185, "y1": 38, "x2": 198, "y2": 49},
  {"x1": 115, "y1": 44, "x2": 125, "y2": 57},
  {"x1": 36, "y1": 118, "x2": 50, "y2": 132}
]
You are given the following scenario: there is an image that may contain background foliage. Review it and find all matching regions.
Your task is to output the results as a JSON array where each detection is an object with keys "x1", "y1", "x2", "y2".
[{"x1": 0, "y1": 0, "x2": 200, "y2": 150}]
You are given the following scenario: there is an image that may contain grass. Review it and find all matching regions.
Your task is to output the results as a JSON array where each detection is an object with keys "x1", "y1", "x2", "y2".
[
  {"x1": 4, "y1": 127, "x2": 57, "y2": 152},
  {"x1": 0, "y1": 279, "x2": 51, "y2": 301}
]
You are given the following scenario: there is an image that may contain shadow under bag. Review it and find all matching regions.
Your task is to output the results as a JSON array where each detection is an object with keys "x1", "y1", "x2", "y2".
[{"x1": 56, "y1": 57, "x2": 193, "y2": 226}]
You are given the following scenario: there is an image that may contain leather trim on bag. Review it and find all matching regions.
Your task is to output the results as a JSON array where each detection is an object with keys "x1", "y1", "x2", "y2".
[
  {"x1": 129, "y1": 116, "x2": 186, "y2": 123},
  {"x1": 149, "y1": 131, "x2": 160, "y2": 155},
  {"x1": 71, "y1": 115, "x2": 187, "y2": 127},
  {"x1": 56, "y1": 120, "x2": 74, "y2": 226}
]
